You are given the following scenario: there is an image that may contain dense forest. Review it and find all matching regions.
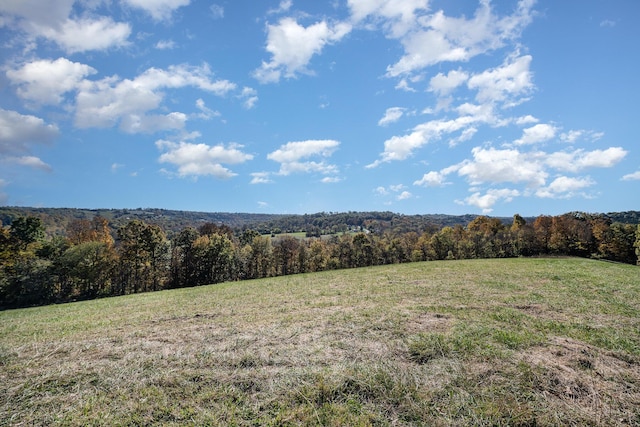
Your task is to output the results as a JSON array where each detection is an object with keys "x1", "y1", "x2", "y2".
[
  {"x1": 1, "y1": 208, "x2": 639, "y2": 309},
  {"x1": 0, "y1": 207, "x2": 492, "y2": 237}
]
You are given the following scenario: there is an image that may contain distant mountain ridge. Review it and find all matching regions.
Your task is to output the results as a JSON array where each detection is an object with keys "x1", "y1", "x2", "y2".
[{"x1": 0, "y1": 206, "x2": 638, "y2": 237}]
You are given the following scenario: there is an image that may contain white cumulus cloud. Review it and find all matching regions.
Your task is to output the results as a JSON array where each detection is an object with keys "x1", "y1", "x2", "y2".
[
  {"x1": 157, "y1": 139, "x2": 253, "y2": 179},
  {"x1": 414, "y1": 170, "x2": 449, "y2": 187},
  {"x1": 514, "y1": 123, "x2": 557, "y2": 145},
  {"x1": 429, "y1": 69, "x2": 469, "y2": 96},
  {"x1": 348, "y1": 0, "x2": 429, "y2": 38},
  {"x1": 378, "y1": 107, "x2": 405, "y2": 126},
  {"x1": 467, "y1": 54, "x2": 534, "y2": 106},
  {"x1": 457, "y1": 146, "x2": 547, "y2": 187},
  {"x1": 0, "y1": 109, "x2": 59, "y2": 155},
  {"x1": 0, "y1": 0, "x2": 131, "y2": 53},
  {"x1": 5, "y1": 155, "x2": 52, "y2": 172},
  {"x1": 545, "y1": 147, "x2": 627, "y2": 173},
  {"x1": 267, "y1": 139, "x2": 340, "y2": 176},
  {"x1": 253, "y1": 17, "x2": 352, "y2": 83},
  {"x1": 385, "y1": 1, "x2": 535, "y2": 77},
  {"x1": 0, "y1": 109, "x2": 58, "y2": 173},
  {"x1": 35, "y1": 17, "x2": 131, "y2": 53},
  {"x1": 464, "y1": 188, "x2": 520, "y2": 213},
  {"x1": 535, "y1": 176, "x2": 595, "y2": 199},
  {"x1": 7, "y1": 58, "x2": 97, "y2": 106},
  {"x1": 414, "y1": 142, "x2": 629, "y2": 212},
  {"x1": 75, "y1": 64, "x2": 236, "y2": 132},
  {"x1": 397, "y1": 191, "x2": 412, "y2": 200},
  {"x1": 240, "y1": 87, "x2": 259, "y2": 109},
  {"x1": 515, "y1": 115, "x2": 539, "y2": 125}
]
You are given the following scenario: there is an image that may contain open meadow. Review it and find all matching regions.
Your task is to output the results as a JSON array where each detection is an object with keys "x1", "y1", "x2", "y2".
[{"x1": 1, "y1": 258, "x2": 639, "y2": 426}]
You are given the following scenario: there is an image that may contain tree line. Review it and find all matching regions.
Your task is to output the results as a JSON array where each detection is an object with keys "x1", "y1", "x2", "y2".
[{"x1": 1, "y1": 212, "x2": 639, "y2": 309}]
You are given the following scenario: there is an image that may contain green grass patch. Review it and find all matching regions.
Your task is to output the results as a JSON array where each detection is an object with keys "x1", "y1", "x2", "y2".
[{"x1": 1, "y1": 258, "x2": 639, "y2": 425}]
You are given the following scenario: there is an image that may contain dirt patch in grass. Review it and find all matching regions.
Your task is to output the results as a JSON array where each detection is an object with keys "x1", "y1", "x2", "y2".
[
  {"x1": 406, "y1": 312, "x2": 453, "y2": 334},
  {"x1": 513, "y1": 303, "x2": 546, "y2": 315},
  {"x1": 520, "y1": 336, "x2": 640, "y2": 425}
]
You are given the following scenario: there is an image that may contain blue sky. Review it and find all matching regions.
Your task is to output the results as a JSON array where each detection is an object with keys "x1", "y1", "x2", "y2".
[{"x1": 1, "y1": 0, "x2": 638, "y2": 216}]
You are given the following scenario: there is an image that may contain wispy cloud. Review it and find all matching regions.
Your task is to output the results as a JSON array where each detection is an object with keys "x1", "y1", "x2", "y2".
[
  {"x1": 155, "y1": 39, "x2": 177, "y2": 50},
  {"x1": 622, "y1": 171, "x2": 640, "y2": 181},
  {"x1": 210, "y1": 4, "x2": 224, "y2": 19}
]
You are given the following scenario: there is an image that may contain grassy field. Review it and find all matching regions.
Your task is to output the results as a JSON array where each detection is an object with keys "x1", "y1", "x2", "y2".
[{"x1": 1, "y1": 258, "x2": 639, "y2": 426}]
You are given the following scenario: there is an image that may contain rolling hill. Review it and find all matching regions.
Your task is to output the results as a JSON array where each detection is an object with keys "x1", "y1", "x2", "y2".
[
  {"x1": 2, "y1": 206, "x2": 638, "y2": 238},
  {"x1": 1, "y1": 257, "x2": 638, "y2": 425}
]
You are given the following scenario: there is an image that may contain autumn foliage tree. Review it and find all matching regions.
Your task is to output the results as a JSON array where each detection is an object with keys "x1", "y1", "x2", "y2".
[
  {"x1": 56, "y1": 241, "x2": 116, "y2": 299},
  {"x1": 67, "y1": 217, "x2": 114, "y2": 246},
  {"x1": 192, "y1": 233, "x2": 234, "y2": 285},
  {"x1": 1, "y1": 211, "x2": 639, "y2": 309},
  {"x1": 116, "y1": 220, "x2": 168, "y2": 294},
  {"x1": 0, "y1": 217, "x2": 49, "y2": 307}
]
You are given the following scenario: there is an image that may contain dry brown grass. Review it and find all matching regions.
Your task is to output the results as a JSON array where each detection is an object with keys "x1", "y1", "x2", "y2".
[{"x1": 1, "y1": 257, "x2": 639, "y2": 425}]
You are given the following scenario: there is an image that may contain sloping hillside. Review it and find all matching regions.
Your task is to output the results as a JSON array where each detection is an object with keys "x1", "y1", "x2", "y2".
[{"x1": 1, "y1": 258, "x2": 638, "y2": 425}]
